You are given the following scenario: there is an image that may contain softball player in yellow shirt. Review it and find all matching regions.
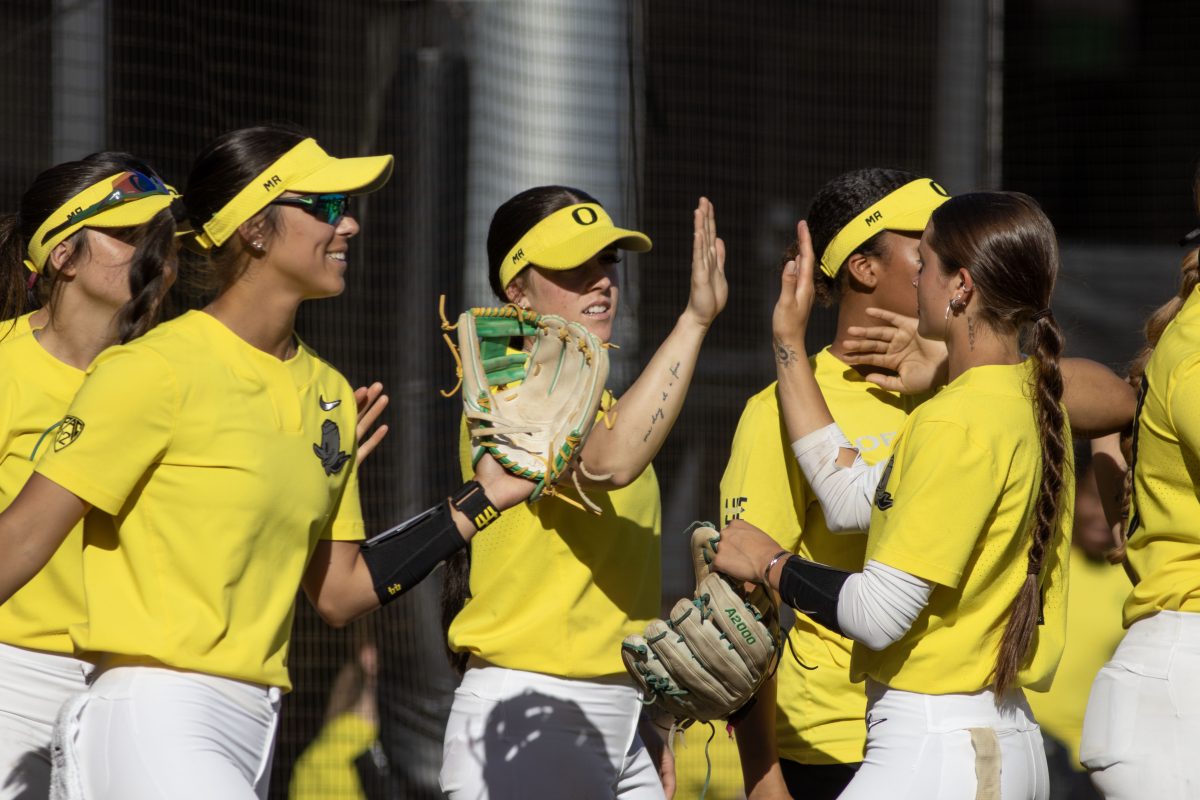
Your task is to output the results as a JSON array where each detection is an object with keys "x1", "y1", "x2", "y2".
[
  {"x1": 717, "y1": 192, "x2": 1073, "y2": 800},
  {"x1": 0, "y1": 152, "x2": 178, "y2": 799},
  {"x1": 1080, "y1": 235, "x2": 1200, "y2": 798},
  {"x1": 440, "y1": 186, "x2": 727, "y2": 799},
  {"x1": 0, "y1": 127, "x2": 532, "y2": 799}
]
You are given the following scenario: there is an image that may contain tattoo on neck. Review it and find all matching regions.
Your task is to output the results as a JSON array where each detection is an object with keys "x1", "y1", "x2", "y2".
[
  {"x1": 774, "y1": 337, "x2": 799, "y2": 366},
  {"x1": 967, "y1": 315, "x2": 976, "y2": 351}
]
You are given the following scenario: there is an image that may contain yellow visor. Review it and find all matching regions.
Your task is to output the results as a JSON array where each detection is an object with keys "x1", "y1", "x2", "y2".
[
  {"x1": 819, "y1": 179, "x2": 951, "y2": 278},
  {"x1": 499, "y1": 203, "x2": 652, "y2": 289},
  {"x1": 192, "y1": 137, "x2": 394, "y2": 250},
  {"x1": 26, "y1": 171, "x2": 176, "y2": 274}
]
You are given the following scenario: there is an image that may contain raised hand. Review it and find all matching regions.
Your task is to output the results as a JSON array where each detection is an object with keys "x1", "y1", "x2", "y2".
[
  {"x1": 772, "y1": 220, "x2": 816, "y2": 355},
  {"x1": 354, "y1": 382, "x2": 390, "y2": 467},
  {"x1": 842, "y1": 307, "x2": 948, "y2": 393},
  {"x1": 682, "y1": 197, "x2": 728, "y2": 329}
]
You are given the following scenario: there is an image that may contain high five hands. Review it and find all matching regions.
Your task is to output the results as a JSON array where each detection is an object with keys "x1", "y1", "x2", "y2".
[{"x1": 683, "y1": 197, "x2": 728, "y2": 329}]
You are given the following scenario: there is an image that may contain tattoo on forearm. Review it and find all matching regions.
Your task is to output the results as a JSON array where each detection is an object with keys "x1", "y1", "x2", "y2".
[
  {"x1": 643, "y1": 407, "x2": 666, "y2": 442},
  {"x1": 773, "y1": 337, "x2": 799, "y2": 366},
  {"x1": 669, "y1": 361, "x2": 680, "y2": 379}
]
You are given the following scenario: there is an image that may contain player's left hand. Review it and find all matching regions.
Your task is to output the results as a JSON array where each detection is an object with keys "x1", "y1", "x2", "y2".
[
  {"x1": 711, "y1": 519, "x2": 789, "y2": 586},
  {"x1": 841, "y1": 307, "x2": 948, "y2": 393},
  {"x1": 681, "y1": 197, "x2": 727, "y2": 330},
  {"x1": 354, "y1": 382, "x2": 390, "y2": 466}
]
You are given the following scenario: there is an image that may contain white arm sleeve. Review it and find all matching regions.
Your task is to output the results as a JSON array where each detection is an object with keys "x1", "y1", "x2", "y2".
[
  {"x1": 836, "y1": 560, "x2": 933, "y2": 651},
  {"x1": 790, "y1": 423, "x2": 890, "y2": 532}
]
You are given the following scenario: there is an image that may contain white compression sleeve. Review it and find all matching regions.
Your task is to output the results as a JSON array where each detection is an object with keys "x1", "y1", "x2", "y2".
[
  {"x1": 790, "y1": 423, "x2": 890, "y2": 532},
  {"x1": 836, "y1": 560, "x2": 932, "y2": 651}
]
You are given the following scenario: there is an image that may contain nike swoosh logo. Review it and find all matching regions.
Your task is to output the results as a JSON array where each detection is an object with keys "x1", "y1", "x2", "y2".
[
  {"x1": 319, "y1": 396, "x2": 341, "y2": 412},
  {"x1": 866, "y1": 716, "x2": 888, "y2": 731}
]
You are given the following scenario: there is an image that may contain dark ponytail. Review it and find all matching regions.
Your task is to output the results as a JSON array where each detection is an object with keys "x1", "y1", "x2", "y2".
[
  {"x1": 0, "y1": 152, "x2": 177, "y2": 343},
  {"x1": 114, "y1": 204, "x2": 179, "y2": 343},
  {"x1": 928, "y1": 192, "x2": 1068, "y2": 697}
]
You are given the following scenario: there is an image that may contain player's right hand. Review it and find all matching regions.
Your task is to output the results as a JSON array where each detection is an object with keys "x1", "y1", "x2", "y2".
[{"x1": 841, "y1": 306, "x2": 949, "y2": 394}]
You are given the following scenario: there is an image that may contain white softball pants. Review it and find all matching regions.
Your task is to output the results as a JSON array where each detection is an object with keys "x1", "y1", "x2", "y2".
[
  {"x1": 63, "y1": 666, "x2": 281, "y2": 800},
  {"x1": 440, "y1": 664, "x2": 666, "y2": 800},
  {"x1": 0, "y1": 643, "x2": 91, "y2": 800},
  {"x1": 838, "y1": 679, "x2": 1048, "y2": 800},
  {"x1": 1081, "y1": 610, "x2": 1200, "y2": 799}
]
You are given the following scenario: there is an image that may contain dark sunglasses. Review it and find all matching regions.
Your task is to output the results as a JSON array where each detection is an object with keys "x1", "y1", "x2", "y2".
[
  {"x1": 269, "y1": 193, "x2": 352, "y2": 226},
  {"x1": 40, "y1": 171, "x2": 171, "y2": 245}
]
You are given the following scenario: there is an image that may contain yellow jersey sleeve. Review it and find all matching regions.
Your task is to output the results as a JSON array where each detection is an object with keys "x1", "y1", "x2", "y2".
[
  {"x1": 35, "y1": 346, "x2": 177, "y2": 514},
  {"x1": 325, "y1": 457, "x2": 365, "y2": 542},
  {"x1": 868, "y1": 419, "x2": 996, "y2": 587}
]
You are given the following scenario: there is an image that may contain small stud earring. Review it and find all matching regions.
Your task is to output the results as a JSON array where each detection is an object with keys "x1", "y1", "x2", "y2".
[{"x1": 252, "y1": 240, "x2": 264, "y2": 252}]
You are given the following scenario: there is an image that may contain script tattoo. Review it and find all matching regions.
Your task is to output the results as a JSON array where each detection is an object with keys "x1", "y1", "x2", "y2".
[
  {"x1": 773, "y1": 337, "x2": 799, "y2": 367},
  {"x1": 643, "y1": 407, "x2": 666, "y2": 442}
]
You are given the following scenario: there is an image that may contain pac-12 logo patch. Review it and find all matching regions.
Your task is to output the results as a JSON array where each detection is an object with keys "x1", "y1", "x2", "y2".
[
  {"x1": 54, "y1": 416, "x2": 85, "y2": 451},
  {"x1": 313, "y1": 419, "x2": 351, "y2": 476}
]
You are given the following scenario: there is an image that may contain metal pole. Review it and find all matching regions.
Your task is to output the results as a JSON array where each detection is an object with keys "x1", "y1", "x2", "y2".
[{"x1": 51, "y1": 0, "x2": 107, "y2": 162}]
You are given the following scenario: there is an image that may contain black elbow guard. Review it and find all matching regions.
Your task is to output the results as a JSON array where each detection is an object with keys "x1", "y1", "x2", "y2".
[
  {"x1": 778, "y1": 557, "x2": 853, "y2": 636},
  {"x1": 361, "y1": 502, "x2": 466, "y2": 605}
]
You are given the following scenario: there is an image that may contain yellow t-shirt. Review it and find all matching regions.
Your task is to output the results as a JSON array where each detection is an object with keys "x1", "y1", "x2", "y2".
[
  {"x1": 0, "y1": 311, "x2": 36, "y2": 343},
  {"x1": 0, "y1": 329, "x2": 86, "y2": 653},
  {"x1": 448, "y1": 394, "x2": 662, "y2": 677},
  {"x1": 1125, "y1": 288, "x2": 1200, "y2": 625},
  {"x1": 720, "y1": 349, "x2": 918, "y2": 765},
  {"x1": 854, "y1": 359, "x2": 1074, "y2": 694},
  {"x1": 35, "y1": 310, "x2": 365, "y2": 690},
  {"x1": 1026, "y1": 547, "x2": 1127, "y2": 767}
]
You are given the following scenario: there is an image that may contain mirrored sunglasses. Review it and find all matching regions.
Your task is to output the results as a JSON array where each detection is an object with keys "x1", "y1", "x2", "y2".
[{"x1": 269, "y1": 193, "x2": 352, "y2": 226}]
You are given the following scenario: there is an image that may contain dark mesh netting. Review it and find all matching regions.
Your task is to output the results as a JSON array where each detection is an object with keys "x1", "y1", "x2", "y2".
[{"x1": 1, "y1": 1, "x2": 1197, "y2": 797}]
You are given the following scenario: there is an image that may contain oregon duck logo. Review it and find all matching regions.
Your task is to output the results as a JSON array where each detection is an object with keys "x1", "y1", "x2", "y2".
[
  {"x1": 54, "y1": 416, "x2": 85, "y2": 452},
  {"x1": 874, "y1": 456, "x2": 895, "y2": 510},
  {"x1": 313, "y1": 419, "x2": 351, "y2": 476}
]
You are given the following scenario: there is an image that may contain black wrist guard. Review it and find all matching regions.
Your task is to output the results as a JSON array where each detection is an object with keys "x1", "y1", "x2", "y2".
[
  {"x1": 450, "y1": 480, "x2": 499, "y2": 531},
  {"x1": 361, "y1": 502, "x2": 467, "y2": 605},
  {"x1": 778, "y1": 556, "x2": 853, "y2": 636}
]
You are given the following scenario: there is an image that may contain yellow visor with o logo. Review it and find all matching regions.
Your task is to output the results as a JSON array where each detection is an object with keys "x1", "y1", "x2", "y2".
[
  {"x1": 191, "y1": 138, "x2": 394, "y2": 250},
  {"x1": 500, "y1": 203, "x2": 652, "y2": 289},
  {"x1": 26, "y1": 171, "x2": 177, "y2": 274},
  {"x1": 819, "y1": 179, "x2": 951, "y2": 278}
]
